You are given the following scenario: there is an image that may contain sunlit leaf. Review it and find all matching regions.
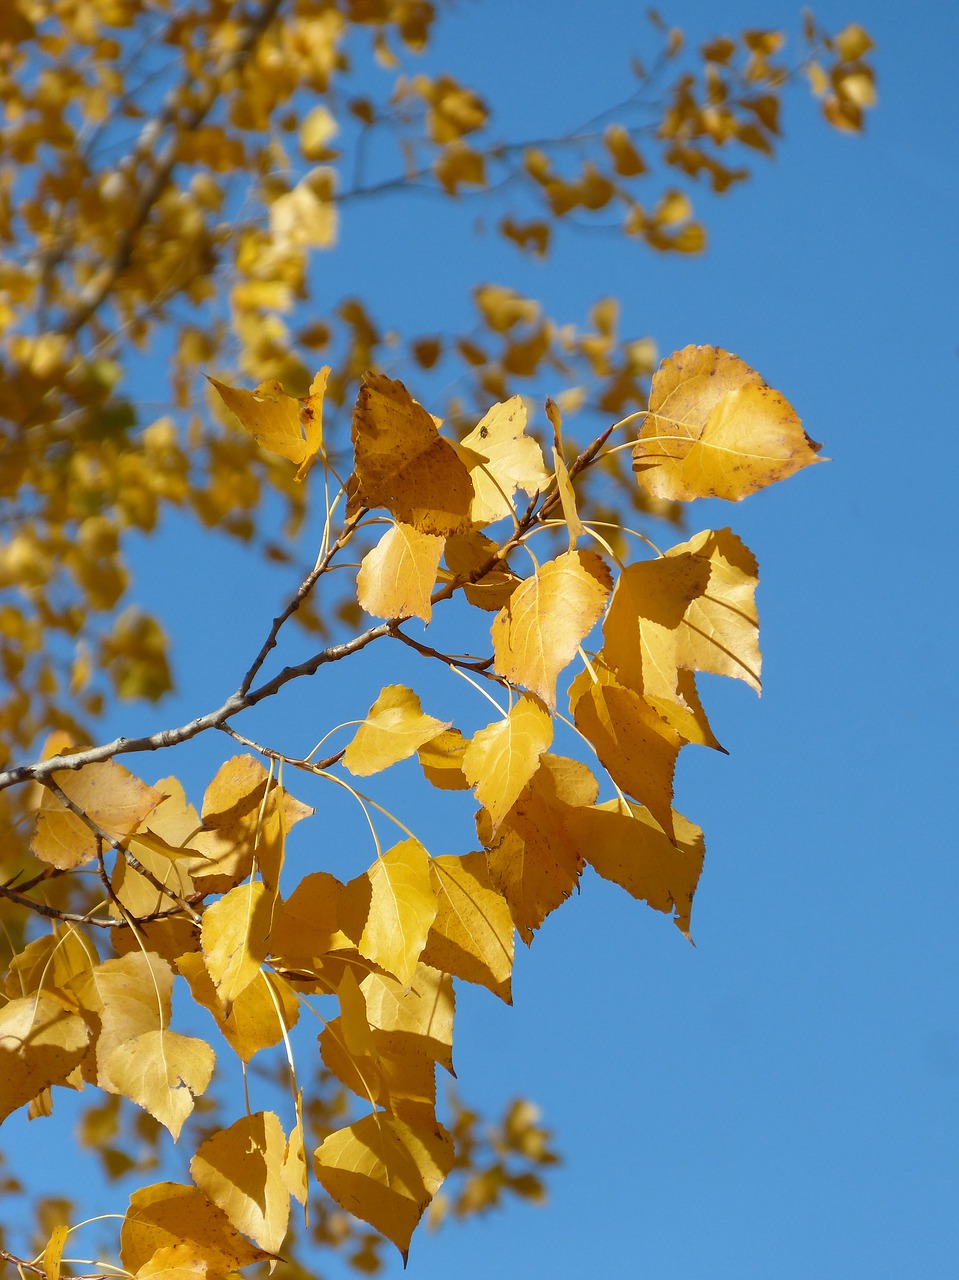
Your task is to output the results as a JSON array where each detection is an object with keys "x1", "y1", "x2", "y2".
[
  {"x1": 343, "y1": 685, "x2": 451, "y2": 777},
  {"x1": 121, "y1": 1183, "x2": 273, "y2": 1274},
  {"x1": 423, "y1": 852, "x2": 515, "y2": 1001},
  {"x1": 190, "y1": 1111, "x2": 290, "y2": 1252},
  {"x1": 341, "y1": 840, "x2": 438, "y2": 986},
  {"x1": 0, "y1": 993, "x2": 90, "y2": 1122},
  {"x1": 105, "y1": 1030, "x2": 215, "y2": 1140},
  {"x1": 463, "y1": 693, "x2": 553, "y2": 830},
  {"x1": 459, "y1": 396, "x2": 550, "y2": 524},
  {"x1": 357, "y1": 522, "x2": 445, "y2": 623}
]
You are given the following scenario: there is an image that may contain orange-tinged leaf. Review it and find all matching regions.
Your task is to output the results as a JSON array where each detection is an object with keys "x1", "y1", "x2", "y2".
[
  {"x1": 269, "y1": 871, "x2": 350, "y2": 967},
  {"x1": 632, "y1": 345, "x2": 822, "y2": 501},
  {"x1": 463, "y1": 693, "x2": 553, "y2": 829},
  {"x1": 209, "y1": 369, "x2": 328, "y2": 480},
  {"x1": 361, "y1": 964, "x2": 455, "y2": 1073},
  {"x1": 0, "y1": 993, "x2": 89, "y2": 1122},
  {"x1": 357, "y1": 522, "x2": 445, "y2": 623},
  {"x1": 190, "y1": 1111, "x2": 290, "y2": 1253},
  {"x1": 106, "y1": 1030, "x2": 215, "y2": 1140},
  {"x1": 417, "y1": 728, "x2": 471, "y2": 791},
  {"x1": 121, "y1": 1183, "x2": 273, "y2": 1275},
  {"x1": 351, "y1": 373, "x2": 475, "y2": 535},
  {"x1": 343, "y1": 685, "x2": 451, "y2": 777},
  {"x1": 201, "y1": 880, "x2": 274, "y2": 1011},
  {"x1": 176, "y1": 955, "x2": 299, "y2": 1063},
  {"x1": 341, "y1": 840, "x2": 437, "y2": 986},
  {"x1": 478, "y1": 754, "x2": 598, "y2": 942},
  {"x1": 31, "y1": 750, "x2": 163, "y2": 871},
  {"x1": 668, "y1": 527, "x2": 761, "y2": 691},
  {"x1": 491, "y1": 550, "x2": 612, "y2": 708},
  {"x1": 444, "y1": 532, "x2": 520, "y2": 611},
  {"x1": 133, "y1": 1243, "x2": 210, "y2": 1280},
  {"x1": 570, "y1": 799, "x2": 704, "y2": 938},
  {"x1": 570, "y1": 663, "x2": 682, "y2": 840},
  {"x1": 459, "y1": 396, "x2": 550, "y2": 524},
  {"x1": 423, "y1": 851, "x2": 514, "y2": 1001},
  {"x1": 313, "y1": 1113, "x2": 453, "y2": 1261}
]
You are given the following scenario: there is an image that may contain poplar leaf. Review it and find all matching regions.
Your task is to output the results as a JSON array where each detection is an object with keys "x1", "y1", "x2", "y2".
[
  {"x1": 133, "y1": 1243, "x2": 210, "y2": 1279},
  {"x1": 357, "y1": 522, "x2": 445, "y2": 623},
  {"x1": 42, "y1": 1224, "x2": 69, "y2": 1280},
  {"x1": 313, "y1": 1113, "x2": 454, "y2": 1261},
  {"x1": 478, "y1": 755, "x2": 598, "y2": 942},
  {"x1": 201, "y1": 880, "x2": 274, "y2": 1010},
  {"x1": 121, "y1": 1183, "x2": 273, "y2": 1275},
  {"x1": 444, "y1": 532, "x2": 520, "y2": 611},
  {"x1": 104, "y1": 1030, "x2": 215, "y2": 1140},
  {"x1": 78, "y1": 951, "x2": 173, "y2": 1089},
  {"x1": 423, "y1": 851, "x2": 515, "y2": 1001},
  {"x1": 632, "y1": 345, "x2": 822, "y2": 501},
  {"x1": 269, "y1": 871, "x2": 350, "y2": 967},
  {"x1": 570, "y1": 664, "x2": 683, "y2": 841},
  {"x1": 491, "y1": 550, "x2": 612, "y2": 707},
  {"x1": 282, "y1": 1099, "x2": 309, "y2": 1207},
  {"x1": 350, "y1": 373, "x2": 475, "y2": 535},
  {"x1": 343, "y1": 685, "x2": 451, "y2": 777},
  {"x1": 459, "y1": 396, "x2": 550, "y2": 524},
  {"x1": 417, "y1": 728, "x2": 471, "y2": 791},
  {"x1": 570, "y1": 799, "x2": 705, "y2": 938},
  {"x1": 463, "y1": 693, "x2": 553, "y2": 829},
  {"x1": 208, "y1": 368, "x2": 328, "y2": 481},
  {"x1": 190, "y1": 1111, "x2": 290, "y2": 1253},
  {"x1": 361, "y1": 965, "x2": 455, "y2": 1073},
  {"x1": 552, "y1": 445, "x2": 585, "y2": 547},
  {"x1": 341, "y1": 840, "x2": 438, "y2": 986},
  {"x1": 31, "y1": 749, "x2": 163, "y2": 870},
  {"x1": 668, "y1": 527, "x2": 761, "y2": 691},
  {"x1": 0, "y1": 993, "x2": 90, "y2": 1122},
  {"x1": 177, "y1": 955, "x2": 299, "y2": 1063}
]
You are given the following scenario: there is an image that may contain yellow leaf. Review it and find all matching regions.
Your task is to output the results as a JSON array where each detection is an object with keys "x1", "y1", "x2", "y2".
[
  {"x1": 361, "y1": 964, "x2": 455, "y2": 1073},
  {"x1": 569, "y1": 663, "x2": 682, "y2": 841},
  {"x1": 491, "y1": 550, "x2": 612, "y2": 708},
  {"x1": 114, "y1": 777, "x2": 200, "y2": 919},
  {"x1": 463, "y1": 693, "x2": 553, "y2": 830},
  {"x1": 31, "y1": 747, "x2": 163, "y2": 871},
  {"x1": 477, "y1": 754, "x2": 598, "y2": 942},
  {"x1": 121, "y1": 1183, "x2": 273, "y2": 1275},
  {"x1": 268, "y1": 870, "x2": 351, "y2": 968},
  {"x1": 208, "y1": 369, "x2": 328, "y2": 480},
  {"x1": 341, "y1": 840, "x2": 438, "y2": 986},
  {"x1": 133, "y1": 1243, "x2": 210, "y2": 1280},
  {"x1": 282, "y1": 1099, "x2": 309, "y2": 1207},
  {"x1": 0, "y1": 993, "x2": 90, "y2": 1122},
  {"x1": 668, "y1": 527, "x2": 761, "y2": 691},
  {"x1": 570, "y1": 799, "x2": 704, "y2": 938},
  {"x1": 603, "y1": 552, "x2": 711, "y2": 701},
  {"x1": 356, "y1": 522, "x2": 445, "y2": 623},
  {"x1": 190, "y1": 1111, "x2": 290, "y2": 1253},
  {"x1": 106, "y1": 1030, "x2": 215, "y2": 1141},
  {"x1": 343, "y1": 685, "x2": 451, "y2": 777},
  {"x1": 552, "y1": 445, "x2": 585, "y2": 548},
  {"x1": 42, "y1": 1224, "x2": 69, "y2": 1280},
  {"x1": 459, "y1": 396, "x2": 550, "y2": 524},
  {"x1": 313, "y1": 1113, "x2": 453, "y2": 1261},
  {"x1": 444, "y1": 531, "x2": 520, "y2": 611},
  {"x1": 417, "y1": 728, "x2": 471, "y2": 791},
  {"x1": 176, "y1": 955, "x2": 299, "y2": 1063},
  {"x1": 350, "y1": 372, "x2": 475, "y2": 535},
  {"x1": 632, "y1": 345, "x2": 822, "y2": 501},
  {"x1": 423, "y1": 852, "x2": 514, "y2": 1001},
  {"x1": 201, "y1": 880, "x2": 274, "y2": 1011},
  {"x1": 78, "y1": 951, "x2": 173, "y2": 1090}
]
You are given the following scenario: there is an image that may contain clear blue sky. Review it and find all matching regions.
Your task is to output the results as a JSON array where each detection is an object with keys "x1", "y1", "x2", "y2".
[{"x1": 7, "y1": 2, "x2": 958, "y2": 1277}]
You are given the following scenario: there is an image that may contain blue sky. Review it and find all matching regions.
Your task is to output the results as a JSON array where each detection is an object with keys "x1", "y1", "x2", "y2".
[{"x1": 7, "y1": 2, "x2": 959, "y2": 1277}]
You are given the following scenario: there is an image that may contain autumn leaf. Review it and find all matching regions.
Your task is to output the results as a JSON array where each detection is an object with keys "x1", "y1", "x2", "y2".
[
  {"x1": 478, "y1": 755, "x2": 598, "y2": 942},
  {"x1": 201, "y1": 879, "x2": 275, "y2": 1011},
  {"x1": 0, "y1": 993, "x2": 90, "y2": 1122},
  {"x1": 313, "y1": 1113, "x2": 454, "y2": 1261},
  {"x1": 31, "y1": 746, "x2": 163, "y2": 871},
  {"x1": 357, "y1": 522, "x2": 445, "y2": 622},
  {"x1": 104, "y1": 1029, "x2": 215, "y2": 1140},
  {"x1": 350, "y1": 373, "x2": 475, "y2": 535},
  {"x1": 41, "y1": 1225, "x2": 69, "y2": 1280},
  {"x1": 422, "y1": 852, "x2": 515, "y2": 1001},
  {"x1": 120, "y1": 1183, "x2": 274, "y2": 1275},
  {"x1": 631, "y1": 345, "x2": 822, "y2": 501},
  {"x1": 444, "y1": 531, "x2": 520, "y2": 611},
  {"x1": 362, "y1": 964, "x2": 455, "y2": 1074},
  {"x1": 569, "y1": 799, "x2": 705, "y2": 938},
  {"x1": 491, "y1": 550, "x2": 612, "y2": 707},
  {"x1": 177, "y1": 955, "x2": 299, "y2": 1063},
  {"x1": 340, "y1": 840, "x2": 438, "y2": 986},
  {"x1": 417, "y1": 728, "x2": 471, "y2": 791},
  {"x1": 343, "y1": 685, "x2": 451, "y2": 777},
  {"x1": 190, "y1": 1111, "x2": 290, "y2": 1253},
  {"x1": 459, "y1": 396, "x2": 550, "y2": 524},
  {"x1": 569, "y1": 663, "x2": 683, "y2": 841},
  {"x1": 463, "y1": 693, "x2": 553, "y2": 829},
  {"x1": 208, "y1": 368, "x2": 329, "y2": 481},
  {"x1": 667, "y1": 527, "x2": 761, "y2": 691},
  {"x1": 78, "y1": 951, "x2": 173, "y2": 1090}
]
